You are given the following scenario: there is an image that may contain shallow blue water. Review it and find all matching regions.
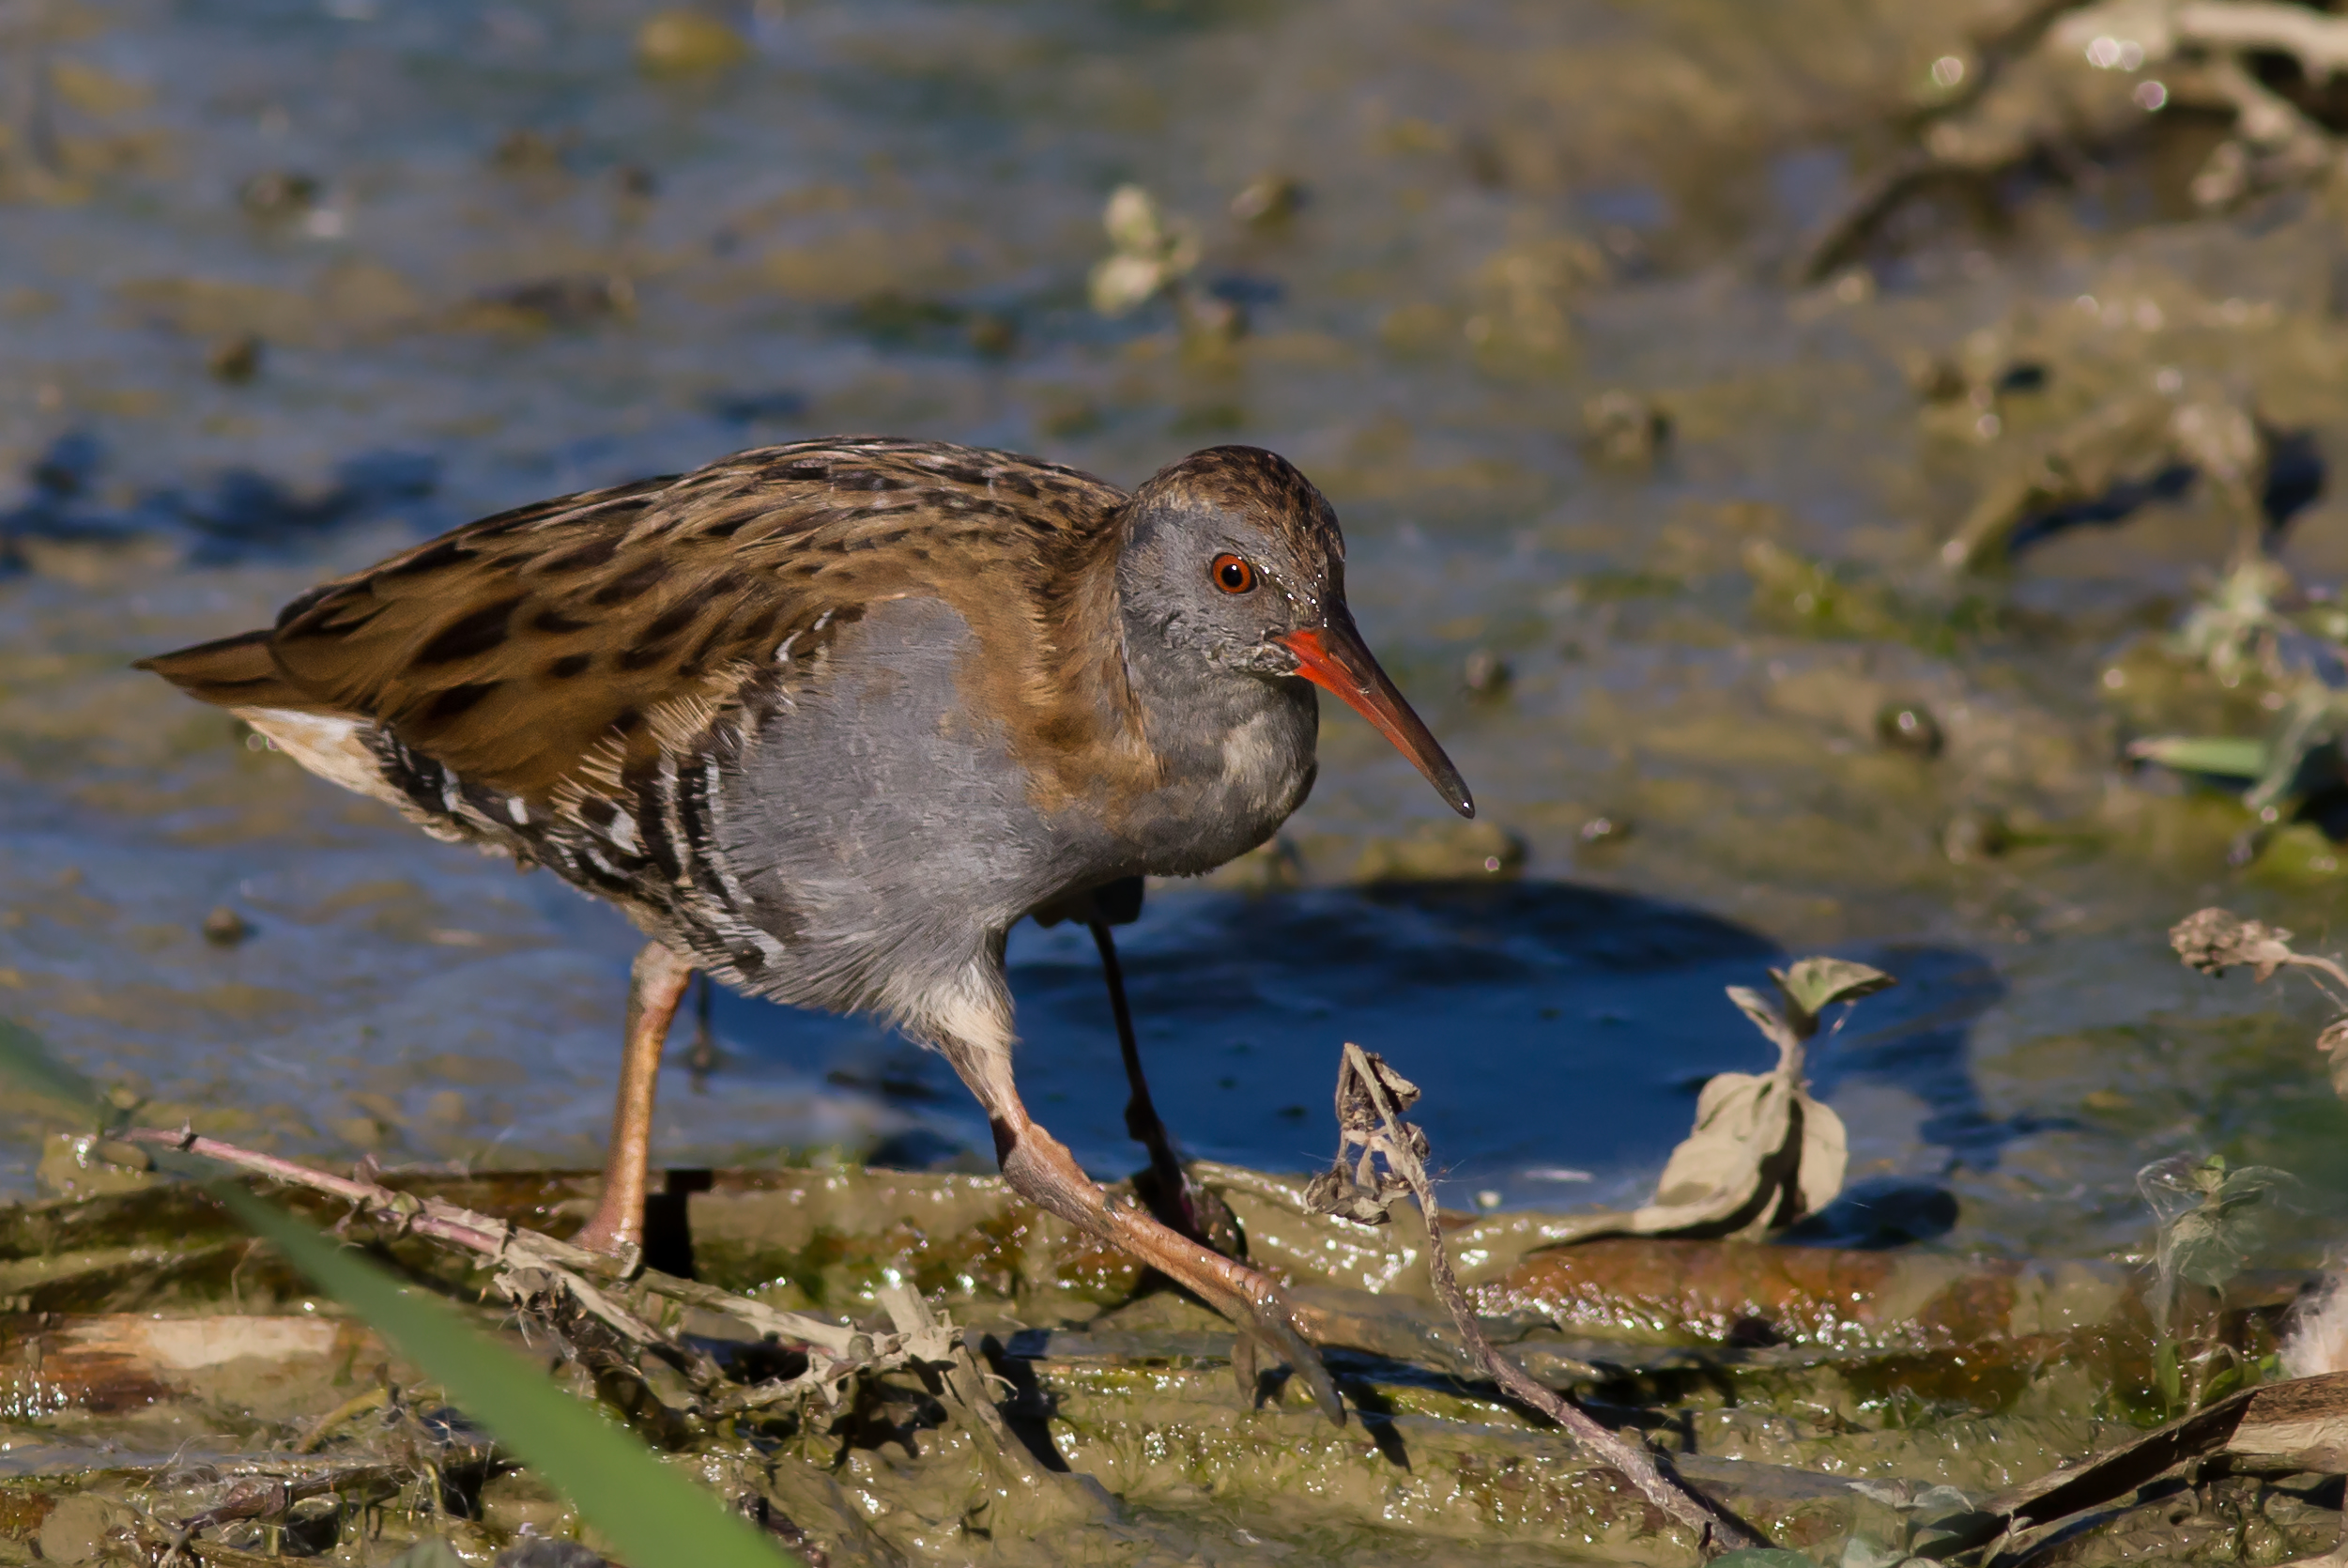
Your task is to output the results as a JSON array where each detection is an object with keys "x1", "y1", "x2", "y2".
[{"x1": 4, "y1": 0, "x2": 2346, "y2": 1267}]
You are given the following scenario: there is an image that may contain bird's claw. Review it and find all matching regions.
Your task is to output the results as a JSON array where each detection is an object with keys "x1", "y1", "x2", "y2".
[
  {"x1": 1235, "y1": 1279, "x2": 1343, "y2": 1424},
  {"x1": 991, "y1": 1115, "x2": 1343, "y2": 1422}
]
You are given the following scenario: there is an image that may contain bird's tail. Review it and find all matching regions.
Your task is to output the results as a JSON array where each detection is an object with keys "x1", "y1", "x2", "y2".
[{"x1": 135, "y1": 629, "x2": 326, "y2": 712}]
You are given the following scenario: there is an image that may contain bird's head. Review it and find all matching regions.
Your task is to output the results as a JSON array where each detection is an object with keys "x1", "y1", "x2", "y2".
[{"x1": 1117, "y1": 445, "x2": 1472, "y2": 817}]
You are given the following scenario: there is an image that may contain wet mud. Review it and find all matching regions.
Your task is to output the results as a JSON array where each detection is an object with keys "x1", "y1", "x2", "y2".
[{"x1": 1, "y1": 1162, "x2": 2329, "y2": 1566}]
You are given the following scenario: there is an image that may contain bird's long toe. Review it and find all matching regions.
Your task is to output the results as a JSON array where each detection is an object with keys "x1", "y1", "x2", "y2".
[
  {"x1": 1110, "y1": 1190, "x2": 1343, "y2": 1424},
  {"x1": 1144, "y1": 1222, "x2": 1342, "y2": 1423},
  {"x1": 994, "y1": 1117, "x2": 1345, "y2": 1424},
  {"x1": 1223, "y1": 1268, "x2": 1343, "y2": 1422}
]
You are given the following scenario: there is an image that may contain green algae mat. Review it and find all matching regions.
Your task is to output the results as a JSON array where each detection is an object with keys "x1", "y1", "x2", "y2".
[{"x1": 2, "y1": 1159, "x2": 2340, "y2": 1566}]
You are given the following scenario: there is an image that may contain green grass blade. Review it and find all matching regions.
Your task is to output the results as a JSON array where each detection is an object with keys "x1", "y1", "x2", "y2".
[
  {"x1": 0, "y1": 1015, "x2": 793, "y2": 1561},
  {"x1": 2127, "y1": 735, "x2": 2269, "y2": 779},
  {"x1": 0, "y1": 1015, "x2": 110, "y2": 1128},
  {"x1": 213, "y1": 1186, "x2": 796, "y2": 1568}
]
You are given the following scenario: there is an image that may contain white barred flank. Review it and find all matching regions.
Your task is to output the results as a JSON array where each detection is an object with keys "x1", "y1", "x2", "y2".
[{"x1": 241, "y1": 692, "x2": 799, "y2": 989}]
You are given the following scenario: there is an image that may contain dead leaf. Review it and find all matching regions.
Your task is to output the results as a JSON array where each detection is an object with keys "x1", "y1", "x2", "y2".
[
  {"x1": 2172, "y1": 908, "x2": 2299, "y2": 981},
  {"x1": 1627, "y1": 1068, "x2": 1846, "y2": 1239},
  {"x1": 1772, "y1": 957, "x2": 1895, "y2": 1036},
  {"x1": 1794, "y1": 1095, "x2": 1848, "y2": 1222},
  {"x1": 1304, "y1": 1046, "x2": 1427, "y2": 1227},
  {"x1": 1726, "y1": 986, "x2": 1799, "y2": 1060},
  {"x1": 1527, "y1": 961, "x2": 1880, "y2": 1247},
  {"x1": 1303, "y1": 1164, "x2": 1402, "y2": 1226},
  {"x1": 1648, "y1": 1071, "x2": 1788, "y2": 1214},
  {"x1": 1336, "y1": 1049, "x2": 1422, "y2": 1138}
]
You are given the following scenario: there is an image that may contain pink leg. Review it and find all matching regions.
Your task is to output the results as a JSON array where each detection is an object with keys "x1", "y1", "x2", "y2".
[
  {"x1": 574, "y1": 942, "x2": 696, "y2": 1256},
  {"x1": 947, "y1": 1042, "x2": 1343, "y2": 1424}
]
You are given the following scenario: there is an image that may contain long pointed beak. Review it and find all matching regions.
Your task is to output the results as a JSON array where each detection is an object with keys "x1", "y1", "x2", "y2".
[{"x1": 1277, "y1": 613, "x2": 1474, "y2": 817}]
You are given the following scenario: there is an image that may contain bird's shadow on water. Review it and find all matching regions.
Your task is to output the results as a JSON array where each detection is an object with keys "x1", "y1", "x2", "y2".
[{"x1": 718, "y1": 877, "x2": 2014, "y2": 1235}]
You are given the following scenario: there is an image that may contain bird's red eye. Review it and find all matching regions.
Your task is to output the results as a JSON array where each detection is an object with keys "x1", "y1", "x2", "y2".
[{"x1": 1211, "y1": 553, "x2": 1256, "y2": 594}]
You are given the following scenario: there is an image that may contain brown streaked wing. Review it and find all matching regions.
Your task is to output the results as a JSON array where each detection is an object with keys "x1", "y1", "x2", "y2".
[
  {"x1": 255, "y1": 440, "x2": 1133, "y2": 807},
  {"x1": 266, "y1": 493, "x2": 790, "y2": 803}
]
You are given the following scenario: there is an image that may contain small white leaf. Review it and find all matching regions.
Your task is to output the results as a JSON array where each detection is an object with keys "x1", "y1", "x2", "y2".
[
  {"x1": 1102, "y1": 183, "x2": 1164, "y2": 254},
  {"x1": 1726, "y1": 985, "x2": 1801, "y2": 1058},
  {"x1": 1774, "y1": 957, "x2": 1896, "y2": 1031},
  {"x1": 1630, "y1": 1071, "x2": 1793, "y2": 1232},
  {"x1": 1792, "y1": 1090, "x2": 1848, "y2": 1220}
]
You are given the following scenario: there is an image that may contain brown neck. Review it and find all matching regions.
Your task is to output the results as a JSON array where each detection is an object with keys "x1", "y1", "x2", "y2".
[{"x1": 1005, "y1": 500, "x2": 1161, "y2": 813}]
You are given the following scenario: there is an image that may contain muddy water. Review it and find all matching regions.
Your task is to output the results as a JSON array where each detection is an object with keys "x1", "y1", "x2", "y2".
[{"x1": 2, "y1": 0, "x2": 2346, "y2": 1272}]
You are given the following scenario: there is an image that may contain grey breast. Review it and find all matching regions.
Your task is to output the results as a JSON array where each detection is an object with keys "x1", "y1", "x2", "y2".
[
  {"x1": 1108, "y1": 640, "x2": 1321, "y2": 880},
  {"x1": 1133, "y1": 686, "x2": 1318, "y2": 876},
  {"x1": 700, "y1": 595, "x2": 1091, "y2": 1017}
]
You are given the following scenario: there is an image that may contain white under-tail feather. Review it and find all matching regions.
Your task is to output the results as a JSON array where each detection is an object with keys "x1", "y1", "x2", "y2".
[
  {"x1": 236, "y1": 708, "x2": 406, "y2": 808},
  {"x1": 2282, "y1": 1263, "x2": 2348, "y2": 1378}
]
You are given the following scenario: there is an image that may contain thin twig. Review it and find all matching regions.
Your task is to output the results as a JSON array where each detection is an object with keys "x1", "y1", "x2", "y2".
[
  {"x1": 112, "y1": 1124, "x2": 953, "y2": 1410},
  {"x1": 1915, "y1": 0, "x2": 2092, "y2": 125},
  {"x1": 1797, "y1": 0, "x2": 2080, "y2": 284},
  {"x1": 1312, "y1": 1044, "x2": 1763, "y2": 1555},
  {"x1": 118, "y1": 1126, "x2": 514, "y2": 1246},
  {"x1": 291, "y1": 1384, "x2": 390, "y2": 1453}
]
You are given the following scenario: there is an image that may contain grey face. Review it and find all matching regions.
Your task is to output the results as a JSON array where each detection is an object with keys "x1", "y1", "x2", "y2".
[
  {"x1": 1117, "y1": 448, "x2": 1475, "y2": 819},
  {"x1": 1119, "y1": 495, "x2": 1336, "y2": 678}
]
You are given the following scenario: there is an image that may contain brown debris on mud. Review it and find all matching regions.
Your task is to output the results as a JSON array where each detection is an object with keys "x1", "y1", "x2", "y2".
[{"x1": 0, "y1": 1132, "x2": 2334, "y2": 1567}]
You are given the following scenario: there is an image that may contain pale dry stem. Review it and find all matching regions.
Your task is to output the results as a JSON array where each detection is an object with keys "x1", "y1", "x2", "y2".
[
  {"x1": 1320, "y1": 1042, "x2": 1763, "y2": 1556},
  {"x1": 114, "y1": 1124, "x2": 953, "y2": 1414}
]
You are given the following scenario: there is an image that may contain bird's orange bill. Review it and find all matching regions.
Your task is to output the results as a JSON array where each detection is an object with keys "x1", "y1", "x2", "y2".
[{"x1": 1279, "y1": 620, "x2": 1474, "y2": 818}]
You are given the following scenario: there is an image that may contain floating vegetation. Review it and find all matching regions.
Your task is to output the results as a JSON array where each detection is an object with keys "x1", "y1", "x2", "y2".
[
  {"x1": 1087, "y1": 186, "x2": 1203, "y2": 321},
  {"x1": 2127, "y1": 560, "x2": 2348, "y2": 867}
]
